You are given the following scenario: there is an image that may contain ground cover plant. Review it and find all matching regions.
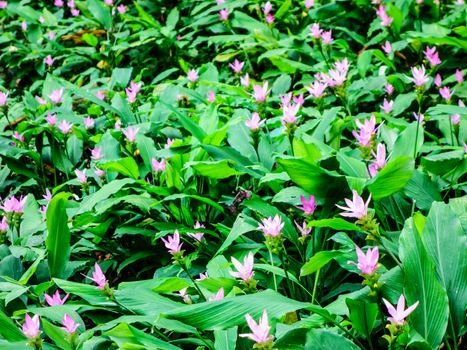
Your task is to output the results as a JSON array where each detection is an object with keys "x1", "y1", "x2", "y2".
[{"x1": 0, "y1": 0, "x2": 466, "y2": 349}]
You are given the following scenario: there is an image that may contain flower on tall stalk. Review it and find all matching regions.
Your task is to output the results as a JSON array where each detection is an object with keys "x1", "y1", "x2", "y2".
[
  {"x1": 230, "y1": 252, "x2": 254, "y2": 281},
  {"x1": 187, "y1": 69, "x2": 199, "y2": 82},
  {"x1": 281, "y1": 103, "x2": 300, "y2": 127},
  {"x1": 219, "y1": 8, "x2": 229, "y2": 20},
  {"x1": 48, "y1": 88, "x2": 64, "y2": 104},
  {"x1": 83, "y1": 116, "x2": 95, "y2": 129},
  {"x1": 380, "y1": 98, "x2": 393, "y2": 114},
  {"x1": 187, "y1": 221, "x2": 205, "y2": 242},
  {"x1": 209, "y1": 288, "x2": 224, "y2": 301},
  {"x1": 161, "y1": 230, "x2": 183, "y2": 254},
  {"x1": 306, "y1": 80, "x2": 327, "y2": 98},
  {"x1": 368, "y1": 143, "x2": 387, "y2": 177},
  {"x1": 375, "y1": 5, "x2": 392, "y2": 27},
  {"x1": 122, "y1": 126, "x2": 139, "y2": 142},
  {"x1": 0, "y1": 91, "x2": 8, "y2": 106},
  {"x1": 35, "y1": 95, "x2": 47, "y2": 105},
  {"x1": 71, "y1": 8, "x2": 79, "y2": 16},
  {"x1": 178, "y1": 288, "x2": 191, "y2": 303},
  {"x1": 258, "y1": 214, "x2": 284, "y2": 237},
  {"x1": 349, "y1": 246, "x2": 379, "y2": 275},
  {"x1": 336, "y1": 190, "x2": 371, "y2": 219},
  {"x1": 117, "y1": 4, "x2": 126, "y2": 13},
  {"x1": 265, "y1": 13, "x2": 274, "y2": 24},
  {"x1": 413, "y1": 112, "x2": 425, "y2": 125},
  {"x1": 381, "y1": 41, "x2": 392, "y2": 54},
  {"x1": 408, "y1": 65, "x2": 429, "y2": 87},
  {"x1": 22, "y1": 314, "x2": 40, "y2": 339},
  {"x1": 85, "y1": 263, "x2": 108, "y2": 289},
  {"x1": 305, "y1": 0, "x2": 314, "y2": 8},
  {"x1": 74, "y1": 169, "x2": 87, "y2": 184},
  {"x1": 207, "y1": 90, "x2": 215, "y2": 102},
  {"x1": 1, "y1": 195, "x2": 27, "y2": 213},
  {"x1": 321, "y1": 30, "x2": 333, "y2": 45},
  {"x1": 13, "y1": 131, "x2": 24, "y2": 143},
  {"x1": 455, "y1": 69, "x2": 464, "y2": 84},
  {"x1": 296, "y1": 195, "x2": 316, "y2": 216},
  {"x1": 382, "y1": 295, "x2": 419, "y2": 326},
  {"x1": 91, "y1": 147, "x2": 103, "y2": 161},
  {"x1": 451, "y1": 113, "x2": 460, "y2": 125},
  {"x1": 245, "y1": 112, "x2": 265, "y2": 131},
  {"x1": 95, "y1": 90, "x2": 105, "y2": 100},
  {"x1": 423, "y1": 46, "x2": 441, "y2": 66},
  {"x1": 384, "y1": 83, "x2": 394, "y2": 95},
  {"x1": 229, "y1": 59, "x2": 244, "y2": 74},
  {"x1": 95, "y1": 167, "x2": 105, "y2": 178},
  {"x1": 44, "y1": 55, "x2": 54, "y2": 67},
  {"x1": 294, "y1": 220, "x2": 312, "y2": 237},
  {"x1": 0, "y1": 216, "x2": 9, "y2": 232},
  {"x1": 309, "y1": 23, "x2": 322, "y2": 38},
  {"x1": 439, "y1": 86, "x2": 453, "y2": 102},
  {"x1": 164, "y1": 138, "x2": 174, "y2": 149},
  {"x1": 44, "y1": 290, "x2": 69, "y2": 306},
  {"x1": 126, "y1": 81, "x2": 142, "y2": 103},
  {"x1": 239, "y1": 310, "x2": 274, "y2": 347},
  {"x1": 0, "y1": 1, "x2": 7, "y2": 9},
  {"x1": 352, "y1": 114, "x2": 376, "y2": 147},
  {"x1": 251, "y1": 82, "x2": 271, "y2": 102},
  {"x1": 151, "y1": 158, "x2": 166, "y2": 172},
  {"x1": 58, "y1": 120, "x2": 73, "y2": 134},
  {"x1": 43, "y1": 114, "x2": 56, "y2": 128},
  {"x1": 434, "y1": 73, "x2": 442, "y2": 87},
  {"x1": 61, "y1": 314, "x2": 79, "y2": 334},
  {"x1": 240, "y1": 73, "x2": 250, "y2": 87}
]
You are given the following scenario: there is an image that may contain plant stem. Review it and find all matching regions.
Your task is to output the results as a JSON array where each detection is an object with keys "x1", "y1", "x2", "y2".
[
  {"x1": 311, "y1": 269, "x2": 320, "y2": 304},
  {"x1": 269, "y1": 249, "x2": 278, "y2": 292},
  {"x1": 181, "y1": 263, "x2": 206, "y2": 301}
]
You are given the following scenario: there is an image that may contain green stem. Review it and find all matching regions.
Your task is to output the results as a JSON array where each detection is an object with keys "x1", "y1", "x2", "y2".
[
  {"x1": 311, "y1": 269, "x2": 320, "y2": 304},
  {"x1": 269, "y1": 249, "x2": 278, "y2": 292},
  {"x1": 181, "y1": 263, "x2": 206, "y2": 301}
]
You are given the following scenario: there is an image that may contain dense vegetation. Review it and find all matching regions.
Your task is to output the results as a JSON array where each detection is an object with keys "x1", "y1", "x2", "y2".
[{"x1": 0, "y1": 0, "x2": 465, "y2": 349}]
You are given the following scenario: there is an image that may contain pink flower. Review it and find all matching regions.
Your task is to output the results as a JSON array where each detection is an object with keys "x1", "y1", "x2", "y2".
[
  {"x1": 380, "y1": 98, "x2": 393, "y2": 114},
  {"x1": 309, "y1": 23, "x2": 322, "y2": 38},
  {"x1": 117, "y1": 4, "x2": 126, "y2": 13},
  {"x1": 306, "y1": 80, "x2": 327, "y2": 98},
  {"x1": 91, "y1": 147, "x2": 103, "y2": 161},
  {"x1": 104, "y1": 0, "x2": 113, "y2": 5},
  {"x1": 349, "y1": 246, "x2": 379, "y2": 275},
  {"x1": 281, "y1": 103, "x2": 300, "y2": 126},
  {"x1": 305, "y1": 0, "x2": 314, "y2": 8},
  {"x1": 122, "y1": 126, "x2": 139, "y2": 142},
  {"x1": 216, "y1": 0, "x2": 225, "y2": 4},
  {"x1": 0, "y1": 216, "x2": 9, "y2": 231},
  {"x1": 187, "y1": 69, "x2": 199, "y2": 82},
  {"x1": 67, "y1": 0, "x2": 74, "y2": 7},
  {"x1": 86, "y1": 263, "x2": 108, "y2": 289},
  {"x1": 209, "y1": 288, "x2": 224, "y2": 301},
  {"x1": 125, "y1": 81, "x2": 142, "y2": 103},
  {"x1": 439, "y1": 86, "x2": 453, "y2": 102},
  {"x1": 95, "y1": 167, "x2": 105, "y2": 177},
  {"x1": 265, "y1": 14, "x2": 274, "y2": 24},
  {"x1": 48, "y1": 31, "x2": 55, "y2": 40},
  {"x1": 207, "y1": 90, "x2": 215, "y2": 102},
  {"x1": 188, "y1": 221, "x2": 205, "y2": 242},
  {"x1": 46, "y1": 113, "x2": 57, "y2": 126},
  {"x1": 13, "y1": 131, "x2": 24, "y2": 143},
  {"x1": 434, "y1": 73, "x2": 442, "y2": 87},
  {"x1": 455, "y1": 69, "x2": 464, "y2": 84},
  {"x1": 369, "y1": 143, "x2": 387, "y2": 177},
  {"x1": 251, "y1": 82, "x2": 271, "y2": 102},
  {"x1": 44, "y1": 290, "x2": 69, "y2": 306},
  {"x1": 381, "y1": 41, "x2": 392, "y2": 54},
  {"x1": 294, "y1": 221, "x2": 312, "y2": 236},
  {"x1": 239, "y1": 310, "x2": 274, "y2": 346},
  {"x1": 245, "y1": 112, "x2": 265, "y2": 131},
  {"x1": 75, "y1": 169, "x2": 87, "y2": 184},
  {"x1": 229, "y1": 59, "x2": 244, "y2": 73},
  {"x1": 230, "y1": 252, "x2": 254, "y2": 281},
  {"x1": 161, "y1": 230, "x2": 183, "y2": 254},
  {"x1": 383, "y1": 295, "x2": 419, "y2": 326},
  {"x1": 424, "y1": 46, "x2": 441, "y2": 66},
  {"x1": 219, "y1": 8, "x2": 229, "y2": 20},
  {"x1": 43, "y1": 188, "x2": 52, "y2": 201},
  {"x1": 48, "y1": 88, "x2": 64, "y2": 104},
  {"x1": 258, "y1": 214, "x2": 284, "y2": 237},
  {"x1": 336, "y1": 190, "x2": 371, "y2": 219},
  {"x1": 328, "y1": 68, "x2": 347, "y2": 86},
  {"x1": 0, "y1": 91, "x2": 8, "y2": 106},
  {"x1": 384, "y1": 83, "x2": 394, "y2": 95},
  {"x1": 35, "y1": 95, "x2": 47, "y2": 105},
  {"x1": 95, "y1": 90, "x2": 105, "y2": 100},
  {"x1": 413, "y1": 112, "x2": 425, "y2": 125},
  {"x1": 0, "y1": 1, "x2": 7, "y2": 9},
  {"x1": 198, "y1": 272, "x2": 209, "y2": 280},
  {"x1": 451, "y1": 114, "x2": 460, "y2": 125},
  {"x1": 44, "y1": 55, "x2": 54, "y2": 67},
  {"x1": 22, "y1": 314, "x2": 40, "y2": 339},
  {"x1": 375, "y1": 5, "x2": 392, "y2": 27},
  {"x1": 408, "y1": 65, "x2": 429, "y2": 86},
  {"x1": 321, "y1": 30, "x2": 333, "y2": 45},
  {"x1": 83, "y1": 116, "x2": 95, "y2": 129},
  {"x1": 58, "y1": 120, "x2": 73, "y2": 134},
  {"x1": 1, "y1": 195, "x2": 27, "y2": 213},
  {"x1": 296, "y1": 195, "x2": 317, "y2": 215},
  {"x1": 164, "y1": 138, "x2": 174, "y2": 149},
  {"x1": 263, "y1": 1, "x2": 272, "y2": 14},
  {"x1": 151, "y1": 158, "x2": 166, "y2": 172},
  {"x1": 54, "y1": 0, "x2": 64, "y2": 6},
  {"x1": 71, "y1": 8, "x2": 80, "y2": 16},
  {"x1": 240, "y1": 73, "x2": 250, "y2": 87},
  {"x1": 293, "y1": 94, "x2": 304, "y2": 106},
  {"x1": 61, "y1": 314, "x2": 79, "y2": 334},
  {"x1": 352, "y1": 114, "x2": 376, "y2": 147}
]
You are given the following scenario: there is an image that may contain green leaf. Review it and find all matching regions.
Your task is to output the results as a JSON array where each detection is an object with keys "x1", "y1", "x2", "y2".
[
  {"x1": 46, "y1": 193, "x2": 72, "y2": 278},
  {"x1": 214, "y1": 327, "x2": 238, "y2": 350},
  {"x1": 346, "y1": 299, "x2": 378, "y2": 339},
  {"x1": 307, "y1": 218, "x2": 361, "y2": 231},
  {"x1": 161, "y1": 101, "x2": 207, "y2": 142},
  {"x1": 0, "y1": 310, "x2": 26, "y2": 342},
  {"x1": 54, "y1": 278, "x2": 117, "y2": 307},
  {"x1": 42, "y1": 318, "x2": 73, "y2": 350},
  {"x1": 367, "y1": 156, "x2": 414, "y2": 200},
  {"x1": 399, "y1": 218, "x2": 449, "y2": 349},
  {"x1": 300, "y1": 251, "x2": 344, "y2": 277},
  {"x1": 403, "y1": 171, "x2": 442, "y2": 210},
  {"x1": 421, "y1": 202, "x2": 466, "y2": 337},
  {"x1": 163, "y1": 289, "x2": 308, "y2": 330},
  {"x1": 305, "y1": 329, "x2": 360, "y2": 349},
  {"x1": 190, "y1": 160, "x2": 242, "y2": 179},
  {"x1": 272, "y1": 74, "x2": 291, "y2": 95},
  {"x1": 392, "y1": 122, "x2": 424, "y2": 158},
  {"x1": 215, "y1": 214, "x2": 258, "y2": 256},
  {"x1": 88, "y1": 0, "x2": 112, "y2": 30},
  {"x1": 391, "y1": 92, "x2": 417, "y2": 117},
  {"x1": 100, "y1": 157, "x2": 140, "y2": 179}
]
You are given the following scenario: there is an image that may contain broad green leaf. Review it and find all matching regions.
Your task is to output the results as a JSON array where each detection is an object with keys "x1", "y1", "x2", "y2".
[
  {"x1": 214, "y1": 327, "x2": 238, "y2": 350},
  {"x1": 301, "y1": 251, "x2": 344, "y2": 277},
  {"x1": 367, "y1": 156, "x2": 414, "y2": 200},
  {"x1": 0, "y1": 310, "x2": 26, "y2": 341},
  {"x1": 404, "y1": 171, "x2": 442, "y2": 210},
  {"x1": 346, "y1": 299, "x2": 378, "y2": 339},
  {"x1": 88, "y1": 0, "x2": 112, "y2": 30},
  {"x1": 53, "y1": 279, "x2": 117, "y2": 307},
  {"x1": 421, "y1": 202, "x2": 466, "y2": 337},
  {"x1": 399, "y1": 219, "x2": 449, "y2": 349},
  {"x1": 190, "y1": 160, "x2": 242, "y2": 179},
  {"x1": 100, "y1": 157, "x2": 140, "y2": 179},
  {"x1": 307, "y1": 218, "x2": 361, "y2": 231},
  {"x1": 305, "y1": 329, "x2": 359, "y2": 349},
  {"x1": 46, "y1": 193, "x2": 72, "y2": 278},
  {"x1": 392, "y1": 122, "x2": 424, "y2": 158}
]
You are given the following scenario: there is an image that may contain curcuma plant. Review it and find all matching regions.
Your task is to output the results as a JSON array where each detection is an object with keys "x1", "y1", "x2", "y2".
[{"x1": 0, "y1": 0, "x2": 466, "y2": 349}]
